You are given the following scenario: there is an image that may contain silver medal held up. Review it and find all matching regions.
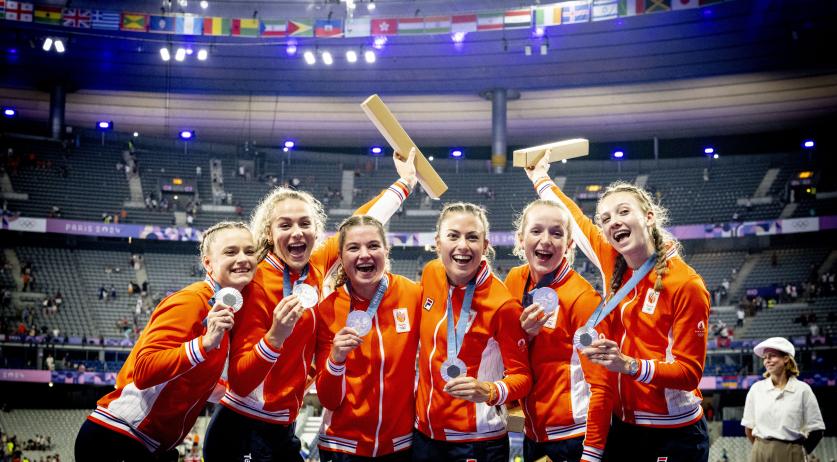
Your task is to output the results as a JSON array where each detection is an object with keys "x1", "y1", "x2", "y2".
[
  {"x1": 440, "y1": 357, "x2": 467, "y2": 382},
  {"x1": 346, "y1": 310, "x2": 373, "y2": 337},
  {"x1": 292, "y1": 283, "x2": 319, "y2": 309},
  {"x1": 573, "y1": 326, "x2": 599, "y2": 350},
  {"x1": 216, "y1": 287, "x2": 243, "y2": 313},
  {"x1": 530, "y1": 287, "x2": 558, "y2": 316}
]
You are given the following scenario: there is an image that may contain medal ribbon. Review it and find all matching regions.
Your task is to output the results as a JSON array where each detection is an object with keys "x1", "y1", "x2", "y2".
[
  {"x1": 446, "y1": 277, "x2": 477, "y2": 362},
  {"x1": 203, "y1": 274, "x2": 223, "y2": 325},
  {"x1": 583, "y1": 253, "x2": 657, "y2": 329},
  {"x1": 346, "y1": 275, "x2": 389, "y2": 320},
  {"x1": 282, "y1": 263, "x2": 310, "y2": 298},
  {"x1": 522, "y1": 258, "x2": 571, "y2": 307}
]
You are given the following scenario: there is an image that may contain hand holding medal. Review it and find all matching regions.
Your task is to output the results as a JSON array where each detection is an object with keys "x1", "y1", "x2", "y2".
[
  {"x1": 330, "y1": 327, "x2": 364, "y2": 364},
  {"x1": 265, "y1": 294, "x2": 304, "y2": 348}
]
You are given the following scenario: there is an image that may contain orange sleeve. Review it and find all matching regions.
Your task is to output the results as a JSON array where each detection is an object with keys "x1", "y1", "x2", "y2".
[
  {"x1": 133, "y1": 292, "x2": 211, "y2": 390},
  {"x1": 491, "y1": 299, "x2": 532, "y2": 404},
  {"x1": 573, "y1": 288, "x2": 615, "y2": 462},
  {"x1": 314, "y1": 298, "x2": 345, "y2": 410},
  {"x1": 634, "y1": 276, "x2": 710, "y2": 390},
  {"x1": 226, "y1": 282, "x2": 282, "y2": 397}
]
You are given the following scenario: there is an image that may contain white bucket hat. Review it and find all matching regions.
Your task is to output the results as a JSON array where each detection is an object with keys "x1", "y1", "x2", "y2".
[{"x1": 753, "y1": 337, "x2": 795, "y2": 358}]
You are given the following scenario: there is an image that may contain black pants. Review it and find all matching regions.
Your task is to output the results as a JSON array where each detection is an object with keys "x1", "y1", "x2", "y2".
[
  {"x1": 203, "y1": 405, "x2": 303, "y2": 462},
  {"x1": 74, "y1": 420, "x2": 178, "y2": 462},
  {"x1": 603, "y1": 417, "x2": 709, "y2": 462},
  {"x1": 523, "y1": 435, "x2": 583, "y2": 462},
  {"x1": 320, "y1": 448, "x2": 412, "y2": 462},
  {"x1": 410, "y1": 430, "x2": 509, "y2": 462}
]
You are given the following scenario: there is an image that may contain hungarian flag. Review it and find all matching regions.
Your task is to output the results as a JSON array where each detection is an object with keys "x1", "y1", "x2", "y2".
[
  {"x1": 504, "y1": 8, "x2": 531, "y2": 29},
  {"x1": 62, "y1": 8, "x2": 91, "y2": 28},
  {"x1": 451, "y1": 14, "x2": 477, "y2": 34},
  {"x1": 423, "y1": 16, "x2": 451, "y2": 35},
  {"x1": 91, "y1": 10, "x2": 120, "y2": 30},
  {"x1": 121, "y1": 12, "x2": 148, "y2": 32},
  {"x1": 287, "y1": 20, "x2": 313, "y2": 37},
  {"x1": 34, "y1": 5, "x2": 61, "y2": 25},
  {"x1": 371, "y1": 18, "x2": 397, "y2": 35},
  {"x1": 314, "y1": 19, "x2": 343, "y2": 37},
  {"x1": 5, "y1": 1, "x2": 33, "y2": 22},
  {"x1": 203, "y1": 17, "x2": 231, "y2": 36},
  {"x1": 397, "y1": 17, "x2": 424, "y2": 35},
  {"x1": 177, "y1": 15, "x2": 203, "y2": 35},
  {"x1": 261, "y1": 19, "x2": 287, "y2": 37},
  {"x1": 534, "y1": 5, "x2": 562, "y2": 27},
  {"x1": 231, "y1": 18, "x2": 259, "y2": 37},
  {"x1": 148, "y1": 15, "x2": 175, "y2": 33},
  {"x1": 476, "y1": 12, "x2": 504, "y2": 31},
  {"x1": 345, "y1": 17, "x2": 370, "y2": 37}
]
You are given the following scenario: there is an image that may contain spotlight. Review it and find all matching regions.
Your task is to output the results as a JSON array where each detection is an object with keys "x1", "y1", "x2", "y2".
[
  {"x1": 175, "y1": 48, "x2": 186, "y2": 61},
  {"x1": 322, "y1": 51, "x2": 333, "y2": 65},
  {"x1": 373, "y1": 36, "x2": 387, "y2": 50},
  {"x1": 367, "y1": 0, "x2": 375, "y2": 11},
  {"x1": 703, "y1": 147, "x2": 714, "y2": 155},
  {"x1": 197, "y1": 49, "x2": 208, "y2": 60},
  {"x1": 713, "y1": 153, "x2": 719, "y2": 159},
  {"x1": 179, "y1": 0, "x2": 187, "y2": 6},
  {"x1": 179, "y1": 130, "x2": 195, "y2": 140},
  {"x1": 524, "y1": 45, "x2": 532, "y2": 56},
  {"x1": 304, "y1": 50, "x2": 316, "y2": 65},
  {"x1": 97, "y1": 121, "x2": 113, "y2": 130},
  {"x1": 186, "y1": 47, "x2": 194, "y2": 56},
  {"x1": 561, "y1": 159, "x2": 567, "y2": 164},
  {"x1": 42, "y1": 38, "x2": 53, "y2": 51},
  {"x1": 283, "y1": 147, "x2": 289, "y2": 152},
  {"x1": 284, "y1": 140, "x2": 295, "y2": 149},
  {"x1": 449, "y1": 148, "x2": 463, "y2": 158},
  {"x1": 346, "y1": 50, "x2": 358, "y2": 63},
  {"x1": 160, "y1": 47, "x2": 171, "y2": 61},
  {"x1": 133, "y1": 132, "x2": 139, "y2": 137},
  {"x1": 370, "y1": 146, "x2": 383, "y2": 155},
  {"x1": 200, "y1": 0, "x2": 208, "y2": 9},
  {"x1": 803, "y1": 140, "x2": 815, "y2": 149},
  {"x1": 364, "y1": 50, "x2": 376, "y2": 63},
  {"x1": 534, "y1": 27, "x2": 545, "y2": 37},
  {"x1": 428, "y1": 156, "x2": 434, "y2": 162},
  {"x1": 452, "y1": 32, "x2": 466, "y2": 43},
  {"x1": 612, "y1": 150, "x2": 624, "y2": 159},
  {"x1": 54, "y1": 39, "x2": 65, "y2": 53},
  {"x1": 2, "y1": 107, "x2": 16, "y2": 118},
  {"x1": 286, "y1": 41, "x2": 298, "y2": 56}
]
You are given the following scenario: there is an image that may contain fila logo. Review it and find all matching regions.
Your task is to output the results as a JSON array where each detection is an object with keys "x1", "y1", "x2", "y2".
[{"x1": 423, "y1": 297, "x2": 434, "y2": 310}]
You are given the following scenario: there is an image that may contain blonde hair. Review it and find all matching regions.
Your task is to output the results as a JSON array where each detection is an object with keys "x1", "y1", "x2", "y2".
[
  {"x1": 596, "y1": 181, "x2": 680, "y2": 294},
  {"x1": 435, "y1": 202, "x2": 495, "y2": 262},
  {"x1": 512, "y1": 199, "x2": 575, "y2": 266},
  {"x1": 333, "y1": 215, "x2": 391, "y2": 288},
  {"x1": 249, "y1": 187, "x2": 328, "y2": 262},
  {"x1": 199, "y1": 221, "x2": 251, "y2": 259},
  {"x1": 763, "y1": 353, "x2": 800, "y2": 378}
]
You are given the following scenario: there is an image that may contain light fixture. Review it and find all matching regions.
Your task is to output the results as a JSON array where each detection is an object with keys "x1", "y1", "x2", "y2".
[
  {"x1": 284, "y1": 140, "x2": 295, "y2": 149},
  {"x1": 803, "y1": 140, "x2": 815, "y2": 148},
  {"x1": 200, "y1": 0, "x2": 208, "y2": 9},
  {"x1": 713, "y1": 153, "x2": 719, "y2": 159},
  {"x1": 133, "y1": 132, "x2": 139, "y2": 137},
  {"x1": 367, "y1": 0, "x2": 375, "y2": 11},
  {"x1": 186, "y1": 47, "x2": 194, "y2": 56},
  {"x1": 534, "y1": 27, "x2": 545, "y2": 37},
  {"x1": 612, "y1": 150, "x2": 624, "y2": 159},
  {"x1": 2, "y1": 107, "x2": 16, "y2": 118},
  {"x1": 304, "y1": 50, "x2": 316, "y2": 65},
  {"x1": 428, "y1": 155, "x2": 434, "y2": 162},
  {"x1": 54, "y1": 39, "x2": 65, "y2": 53},
  {"x1": 524, "y1": 45, "x2": 532, "y2": 56},
  {"x1": 346, "y1": 50, "x2": 358, "y2": 63},
  {"x1": 364, "y1": 50, "x2": 376, "y2": 63},
  {"x1": 197, "y1": 49, "x2": 208, "y2": 60},
  {"x1": 373, "y1": 36, "x2": 387, "y2": 50},
  {"x1": 283, "y1": 147, "x2": 289, "y2": 152},
  {"x1": 179, "y1": 0, "x2": 188, "y2": 7},
  {"x1": 97, "y1": 121, "x2": 113, "y2": 130},
  {"x1": 42, "y1": 37, "x2": 53, "y2": 51},
  {"x1": 175, "y1": 47, "x2": 186, "y2": 61},
  {"x1": 286, "y1": 40, "x2": 298, "y2": 56},
  {"x1": 370, "y1": 146, "x2": 383, "y2": 155},
  {"x1": 322, "y1": 50, "x2": 333, "y2": 65},
  {"x1": 179, "y1": 130, "x2": 195, "y2": 140},
  {"x1": 704, "y1": 147, "x2": 714, "y2": 155},
  {"x1": 451, "y1": 32, "x2": 466, "y2": 43},
  {"x1": 449, "y1": 148, "x2": 463, "y2": 158},
  {"x1": 160, "y1": 47, "x2": 171, "y2": 61}
]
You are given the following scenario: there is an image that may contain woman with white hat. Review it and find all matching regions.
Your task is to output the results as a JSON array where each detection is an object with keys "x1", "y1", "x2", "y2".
[{"x1": 741, "y1": 337, "x2": 825, "y2": 462}]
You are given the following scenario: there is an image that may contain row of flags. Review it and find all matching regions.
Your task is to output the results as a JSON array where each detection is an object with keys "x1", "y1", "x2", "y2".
[{"x1": 1, "y1": 0, "x2": 729, "y2": 38}]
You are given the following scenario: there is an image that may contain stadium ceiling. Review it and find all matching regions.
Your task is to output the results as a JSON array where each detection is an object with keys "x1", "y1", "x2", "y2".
[{"x1": 1, "y1": 0, "x2": 837, "y2": 148}]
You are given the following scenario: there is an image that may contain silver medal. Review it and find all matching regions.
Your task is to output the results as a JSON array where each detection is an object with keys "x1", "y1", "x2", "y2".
[
  {"x1": 530, "y1": 287, "x2": 559, "y2": 316},
  {"x1": 573, "y1": 326, "x2": 599, "y2": 350},
  {"x1": 346, "y1": 310, "x2": 373, "y2": 337},
  {"x1": 440, "y1": 357, "x2": 467, "y2": 382},
  {"x1": 215, "y1": 287, "x2": 243, "y2": 313},
  {"x1": 292, "y1": 283, "x2": 319, "y2": 309}
]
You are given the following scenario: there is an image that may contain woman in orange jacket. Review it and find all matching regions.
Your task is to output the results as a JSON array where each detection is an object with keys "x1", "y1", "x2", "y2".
[
  {"x1": 315, "y1": 215, "x2": 423, "y2": 461},
  {"x1": 413, "y1": 202, "x2": 532, "y2": 462},
  {"x1": 504, "y1": 199, "x2": 615, "y2": 462},
  {"x1": 75, "y1": 221, "x2": 256, "y2": 462},
  {"x1": 526, "y1": 157, "x2": 711, "y2": 462}
]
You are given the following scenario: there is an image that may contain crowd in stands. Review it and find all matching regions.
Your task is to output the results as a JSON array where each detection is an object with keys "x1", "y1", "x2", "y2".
[{"x1": 1, "y1": 429, "x2": 59, "y2": 462}]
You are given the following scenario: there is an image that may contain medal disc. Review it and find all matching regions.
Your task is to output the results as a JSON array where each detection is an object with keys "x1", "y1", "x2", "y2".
[
  {"x1": 440, "y1": 357, "x2": 467, "y2": 382},
  {"x1": 573, "y1": 326, "x2": 599, "y2": 350},
  {"x1": 346, "y1": 310, "x2": 373, "y2": 337},
  {"x1": 215, "y1": 287, "x2": 243, "y2": 313},
  {"x1": 530, "y1": 287, "x2": 559, "y2": 316},
  {"x1": 292, "y1": 283, "x2": 319, "y2": 309}
]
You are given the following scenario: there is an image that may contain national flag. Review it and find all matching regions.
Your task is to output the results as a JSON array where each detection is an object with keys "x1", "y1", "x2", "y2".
[
  {"x1": 91, "y1": 10, "x2": 120, "y2": 30},
  {"x1": 260, "y1": 19, "x2": 287, "y2": 37},
  {"x1": 345, "y1": 17, "x2": 370, "y2": 37},
  {"x1": 397, "y1": 17, "x2": 424, "y2": 35},
  {"x1": 62, "y1": 8, "x2": 91, "y2": 28},
  {"x1": 699, "y1": 0, "x2": 725, "y2": 5},
  {"x1": 534, "y1": 5, "x2": 562, "y2": 27},
  {"x1": 562, "y1": 1, "x2": 591, "y2": 23},
  {"x1": 619, "y1": 0, "x2": 643, "y2": 16},
  {"x1": 148, "y1": 15, "x2": 175, "y2": 33},
  {"x1": 504, "y1": 8, "x2": 531, "y2": 29},
  {"x1": 121, "y1": 13, "x2": 148, "y2": 32},
  {"x1": 451, "y1": 14, "x2": 477, "y2": 34},
  {"x1": 476, "y1": 12, "x2": 504, "y2": 31},
  {"x1": 0, "y1": 1, "x2": 4, "y2": 17},
  {"x1": 592, "y1": 0, "x2": 619, "y2": 21},
  {"x1": 5, "y1": 1, "x2": 33, "y2": 22},
  {"x1": 34, "y1": 5, "x2": 62, "y2": 25},
  {"x1": 423, "y1": 16, "x2": 451, "y2": 35},
  {"x1": 644, "y1": 0, "x2": 671, "y2": 13},
  {"x1": 671, "y1": 0, "x2": 699, "y2": 9},
  {"x1": 314, "y1": 19, "x2": 343, "y2": 38},
  {"x1": 287, "y1": 20, "x2": 313, "y2": 37},
  {"x1": 231, "y1": 18, "x2": 259, "y2": 37},
  {"x1": 371, "y1": 18, "x2": 397, "y2": 35},
  {"x1": 176, "y1": 15, "x2": 203, "y2": 35},
  {"x1": 203, "y1": 17, "x2": 230, "y2": 36}
]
